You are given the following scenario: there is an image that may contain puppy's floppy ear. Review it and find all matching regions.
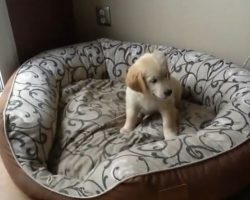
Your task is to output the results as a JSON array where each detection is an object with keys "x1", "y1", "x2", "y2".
[{"x1": 126, "y1": 65, "x2": 147, "y2": 93}]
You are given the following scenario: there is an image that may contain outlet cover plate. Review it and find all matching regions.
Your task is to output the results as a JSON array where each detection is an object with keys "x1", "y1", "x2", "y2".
[{"x1": 96, "y1": 6, "x2": 111, "y2": 26}]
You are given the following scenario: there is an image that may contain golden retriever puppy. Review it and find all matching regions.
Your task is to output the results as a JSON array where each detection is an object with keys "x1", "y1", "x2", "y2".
[{"x1": 120, "y1": 51, "x2": 182, "y2": 139}]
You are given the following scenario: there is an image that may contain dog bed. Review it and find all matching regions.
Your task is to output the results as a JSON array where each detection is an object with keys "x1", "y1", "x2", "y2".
[{"x1": 1, "y1": 38, "x2": 250, "y2": 200}]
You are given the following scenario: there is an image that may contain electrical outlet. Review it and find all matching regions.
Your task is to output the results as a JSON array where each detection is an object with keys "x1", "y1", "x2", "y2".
[{"x1": 96, "y1": 6, "x2": 111, "y2": 26}]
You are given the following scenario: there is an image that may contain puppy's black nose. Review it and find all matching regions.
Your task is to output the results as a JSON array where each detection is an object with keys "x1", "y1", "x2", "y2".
[{"x1": 164, "y1": 89, "x2": 172, "y2": 97}]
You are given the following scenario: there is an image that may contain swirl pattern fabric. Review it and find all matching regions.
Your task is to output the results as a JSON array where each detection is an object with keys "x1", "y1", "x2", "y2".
[{"x1": 4, "y1": 38, "x2": 250, "y2": 198}]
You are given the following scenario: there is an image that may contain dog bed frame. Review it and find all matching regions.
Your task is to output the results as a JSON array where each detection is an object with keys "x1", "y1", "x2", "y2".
[{"x1": 1, "y1": 38, "x2": 250, "y2": 200}]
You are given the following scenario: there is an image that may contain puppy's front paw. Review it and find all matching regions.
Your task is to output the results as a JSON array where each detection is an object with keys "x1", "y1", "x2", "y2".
[
  {"x1": 120, "y1": 127, "x2": 131, "y2": 134},
  {"x1": 163, "y1": 129, "x2": 177, "y2": 140},
  {"x1": 164, "y1": 133, "x2": 177, "y2": 140}
]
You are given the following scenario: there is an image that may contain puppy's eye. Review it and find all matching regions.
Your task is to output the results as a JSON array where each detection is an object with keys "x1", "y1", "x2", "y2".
[{"x1": 150, "y1": 78, "x2": 157, "y2": 84}]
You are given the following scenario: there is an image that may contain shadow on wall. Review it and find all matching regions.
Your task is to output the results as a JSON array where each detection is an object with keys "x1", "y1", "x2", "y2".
[
  {"x1": 0, "y1": 0, "x2": 19, "y2": 83},
  {"x1": 6, "y1": 0, "x2": 76, "y2": 64}
]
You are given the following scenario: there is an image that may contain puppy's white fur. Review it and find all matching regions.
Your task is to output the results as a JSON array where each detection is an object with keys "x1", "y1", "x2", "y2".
[{"x1": 120, "y1": 51, "x2": 182, "y2": 139}]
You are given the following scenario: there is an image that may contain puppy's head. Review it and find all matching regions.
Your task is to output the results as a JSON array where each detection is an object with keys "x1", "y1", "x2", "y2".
[{"x1": 126, "y1": 51, "x2": 172, "y2": 100}]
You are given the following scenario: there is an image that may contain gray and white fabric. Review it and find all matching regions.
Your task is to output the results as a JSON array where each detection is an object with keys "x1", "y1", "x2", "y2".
[{"x1": 4, "y1": 38, "x2": 250, "y2": 198}]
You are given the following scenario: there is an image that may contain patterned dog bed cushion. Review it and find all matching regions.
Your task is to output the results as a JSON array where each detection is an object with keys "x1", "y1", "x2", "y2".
[
  {"x1": 1, "y1": 38, "x2": 250, "y2": 200},
  {"x1": 50, "y1": 79, "x2": 215, "y2": 179}
]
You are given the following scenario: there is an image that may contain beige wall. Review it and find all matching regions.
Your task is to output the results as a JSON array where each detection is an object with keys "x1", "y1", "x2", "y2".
[
  {"x1": 73, "y1": 0, "x2": 250, "y2": 66},
  {"x1": 0, "y1": 0, "x2": 18, "y2": 83}
]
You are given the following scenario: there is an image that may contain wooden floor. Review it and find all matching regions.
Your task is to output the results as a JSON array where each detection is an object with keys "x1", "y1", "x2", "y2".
[{"x1": 0, "y1": 156, "x2": 31, "y2": 200}]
